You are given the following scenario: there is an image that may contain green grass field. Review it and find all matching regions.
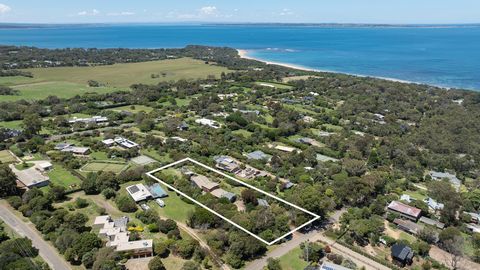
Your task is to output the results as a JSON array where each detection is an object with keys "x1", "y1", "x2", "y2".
[
  {"x1": 21, "y1": 58, "x2": 229, "y2": 88},
  {"x1": 111, "y1": 105, "x2": 155, "y2": 113},
  {"x1": 0, "y1": 81, "x2": 123, "y2": 102},
  {"x1": 47, "y1": 164, "x2": 83, "y2": 190},
  {"x1": 81, "y1": 162, "x2": 127, "y2": 173},
  {"x1": 0, "y1": 150, "x2": 17, "y2": 163},
  {"x1": 255, "y1": 81, "x2": 293, "y2": 89},
  {"x1": 149, "y1": 191, "x2": 196, "y2": 223},
  {"x1": 278, "y1": 246, "x2": 308, "y2": 270}
]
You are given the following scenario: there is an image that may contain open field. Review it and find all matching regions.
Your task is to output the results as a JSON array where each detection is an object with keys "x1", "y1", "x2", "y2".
[
  {"x1": 21, "y1": 58, "x2": 229, "y2": 88},
  {"x1": 47, "y1": 164, "x2": 83, "y2": 190},
  {"x1": 80, "y1": 161, "x2": 128, "y2": 173},
  {"x1": 255, "y1": 81, "x2": 293, "y2": 89},
  {"x1": 111, "y1": 104, "x2": 155, "y2": 113},
  {"x1": 0, "y1": 150, "x2": 17, "y2": 163},
  {"x1": 278, "y1": 246, "x2": 308, "y2": 270},
  {"x1": 1, "y1": 81, "x2": 123, "y2": 101}
]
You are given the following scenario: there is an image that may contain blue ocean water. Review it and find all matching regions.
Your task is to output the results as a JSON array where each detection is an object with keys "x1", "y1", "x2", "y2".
[{"x1": 0, "y1": 24, "x2": 479, "y2": 90}]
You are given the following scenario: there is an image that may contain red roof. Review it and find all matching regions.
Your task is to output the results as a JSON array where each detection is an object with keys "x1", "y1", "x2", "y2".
[{"x1": 388, "y1": 201, "x2": 421, "y2": 218}]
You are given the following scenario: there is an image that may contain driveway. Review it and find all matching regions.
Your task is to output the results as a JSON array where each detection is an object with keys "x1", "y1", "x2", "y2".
[{"x1": 0, "y1": 201, "x2": 71, "y2": 270}]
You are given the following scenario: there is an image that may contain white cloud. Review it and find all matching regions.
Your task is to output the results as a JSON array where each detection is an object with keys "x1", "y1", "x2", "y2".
[
  {"x1": 107, "y1": 11, "x2": 135, "y2": 16},
  {"x1": 78, "y1": 9, "x2": 100, "y2": 16},
  {"x1": 0, "y1": 3, "x2": 11, "y2": 14},
  {"x1": 279, "y1": 8, "x2": 294, "y2": 16},
  {"x1": 199, "y1": 6, "x2": 217, "y2": 16}
]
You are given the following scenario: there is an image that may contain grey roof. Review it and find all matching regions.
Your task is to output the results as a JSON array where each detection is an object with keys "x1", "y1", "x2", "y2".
[
  {"x1": 246, "y1": 150, "x2": 271, "y2": 160},
  {"x1": 429, "y1": 171, "x2": 461, "y2": 188},
  {"x1": 258, "y1": 199, "x2": 269, "y2": 207},
  {"x1": 391, "y1": 244, "x2": 414, "y2": 261},
  {"x1": 419, "y1": 217, "x2": 445, "y2": 229},
  {"x1": 113, "y1": 216, "x2": 129, "y2": 228}
]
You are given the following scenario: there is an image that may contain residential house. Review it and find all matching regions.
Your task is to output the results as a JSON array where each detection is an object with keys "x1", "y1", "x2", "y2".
[
  {"x1": 464, "y1": 212, "x2": 480, "y2": 224},
  {"x1": 274, "y1": 145, "x2": 299, "y2": 153},
  {"x1": 37, "y1": 162, "x2": 53, "y2": 171},
  {"x1": 214, "y1": 156, "x2": 241, "y2": 173},
  {"x1": 211, "y1": 189, "x2": 237, "y2": 203},
  {"x1": 429, "y1": 171, "x2": 461, "y2": 191},
  {"x1": 61, "y1": 146, "x2": 91, "y2": 155},
  {"x1": 319, "y1": 261, "x2": 352, "y2": 270},
  {"x1": 424, "y1": 197, "x2": 444, "y2": 212},
  {"x1": 126, "y1": 183, "x2": 168, "y2": 203},
  {"x1": 391, "y1": 244, "x2": 414, "y2": 266},
  {"x1": 195, "y1": 118, "x2": 220, "y2": 129},
  {"x1": 178, "y1": 122, "x2": 189, "y2": 131},
  {"x1": 400, "y1": 194, "x2": 412, "y2": 203},
  {"x1": 419, "y1": 217, "x2": 445, "y2": 230},
  {"x1": 387, "y1": 201, "x2": 422, "y2": 221},
  {"x1": 54, "y1": 142, "x2": 72, "y2": 150},
  {"x1": 245, "y1": 150, "x2": 271, "y2": 161},
  {"x1": 114, "y1": 137, "x2": 139, "y2": 149},
  {"x1": 393, "y1": 218, "x2": 423, "y2": 235},
  {"x1": 316, "y1": 154, "x2": 339, "y2": 163},
  {"x1": 68, "y1": 116, "x2": 108, "y2": 125},
  {"x1": 191, "y1": 175, "x2": 220, "y2": 192},
  {"x1": 95, "y1": 215, "x2": 153, "y2": 257},
  {"x1": 12, "y1": 164, "x2": 50, "y2": 189}
]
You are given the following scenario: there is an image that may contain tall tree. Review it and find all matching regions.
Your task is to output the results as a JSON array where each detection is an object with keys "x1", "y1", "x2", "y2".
[
  {"x1": 0, "y1": 164, "x2": 18, "y2": 197},
  {"x1": 22, "y1": 113, "x2": 42, "y2": 138}
]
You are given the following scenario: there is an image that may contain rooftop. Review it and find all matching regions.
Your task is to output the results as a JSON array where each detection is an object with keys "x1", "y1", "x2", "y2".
[
  {"x1": 387, "y1": 201, "x2": 422, "y2": 218},
  {"x1": 191, "y1": 175, "x2": 219, "y2": 191},
  {"x1": 126, "y1": 184, "x2": 153, "y2": 202},
  {"x1": 246, "y1": 150, "x2": 271, "y2": 161},
  {"x1": 116, "y1": 240, "x2": 153, "y2": 252}
]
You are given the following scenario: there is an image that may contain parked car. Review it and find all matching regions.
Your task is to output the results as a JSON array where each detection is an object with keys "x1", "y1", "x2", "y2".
[
  {"x1": 155, "y1": 199, "x2": 165, "y2": 207},
  {"x1": 140, "y1": 203, "x2": 150, "y2": 211}
]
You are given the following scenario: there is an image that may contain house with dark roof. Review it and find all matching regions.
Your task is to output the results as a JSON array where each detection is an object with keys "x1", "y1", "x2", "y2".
[
  {"x1": 419, "y1": 217, "x2": 445, "y2": 230},
  {"x1": 391, "y1": 244, "x2": 414, "y2": 266},
  {"x1": 387, "y1": 201, "x2": 422, "y2": 221}
]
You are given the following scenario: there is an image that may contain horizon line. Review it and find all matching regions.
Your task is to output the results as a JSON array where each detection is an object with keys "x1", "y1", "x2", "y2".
[{"x1": 1, "y1": 22, "x2": 480, "y2": 26}]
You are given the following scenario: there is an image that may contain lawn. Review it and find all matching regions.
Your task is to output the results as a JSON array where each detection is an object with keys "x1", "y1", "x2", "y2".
[
  {"x1": 47, "y1": 164, "x2": 83, "y2": 190},
  {"x1": 0, "y1": 150, "x2": 17, "y2": 163},
  {"x1": 111, "y1": 105, "x2": 155, "y2": 113},
  {"x1": 149, "y1": 191, "x2": 196, "y2": 223},
  {"x1": 22, "y1": 58, "x2": 230, "y2": 88},
  {"x1": 0, "y1": 120, "x2": 23, "y2": 129},
  {"x1": 232, "y1": 129, "x2": 252, "y2": 138},
  {"x1": 80, "y1": 161, "x2": 128, "y2": 173},
  {"x1": 278, "y1": 246, "x2": 308, "y2": 270},
  {"x1": 141, "y1": 149, "x2": 173, "y2": 164},
  {"x1": 0, "y1": 81, "x2": 124, "y2": 102},
  {"x1": 255, "y1": 81, "x2": 293, "y2": 90}
]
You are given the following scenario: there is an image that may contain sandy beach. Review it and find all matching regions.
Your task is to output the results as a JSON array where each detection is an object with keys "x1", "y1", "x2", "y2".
[{"x1": 237, "y1": 49, "x2": 444, "y2": 88}]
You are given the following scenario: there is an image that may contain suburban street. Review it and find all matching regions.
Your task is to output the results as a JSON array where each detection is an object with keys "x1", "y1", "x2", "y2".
[
  {"x1": 244, "y1": 229, "x2": 391, "y2": 270},
  {"x1": 0, "y1": 201, "x2": 72, "y2": 270}
]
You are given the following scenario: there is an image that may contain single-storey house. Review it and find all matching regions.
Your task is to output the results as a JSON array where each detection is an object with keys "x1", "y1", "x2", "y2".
[
  {"x1": 319, "y1": 261, "x2": 352, "y2": 270},
  {"x1": 116, "y1": 240, "x2": 153, "y2": 256},
  {"x1": 429, "y1": 171, "x2": 461, "y2": 190},
  {"x1": 274, "y1": 145, "x2": 299, "y2": 153},
  {"x1": 246, "y1": 150, "x2": 271, "y2": 161},
  {"x1": 191, "y1": 175, "x2": 220, "y2": 192},
  {"x1": 114, "y1": 137, "x2": 139, "y2": 149},
  {"x1": 387, "y1": 201, "x2": 422, "y2": 221},
  {"x1": 61, "y1": 146, "x2": 91, "y2": 155},
  {"x1": 464, "y1": 212, "x2": 480, "y2": 224},
  {"x1": 13, "y1": 166, "x2": 50, "y2": 189},
  {"x1": 391, "y1": 243, "x2": 414, "y2": 266},
  {"x1": 126, "y1": 184, "x2": 153, "y2": 202},
  {"x1": 424, "y1": 197, "x2": 444, "y2": 212},
  {"x1": 419, "y1": 217, "x2": 445, "y2": 230},
  {"x1": 214, "y1": 156, "x2": 241, "y2": 173},
  {"x1": 102, "y1": 138, "x2": 115, "y2": 147},
  {"x1": 37, "y1": 162, "x2": 53, "y2": 171},
  {"x1": 195, "y1": 118, "x2": 220, "y2": 129},
  {"x1": 211, "y1": 189, "x2": 237, "y2": 202},
  {"x1": 393, "y1": 218, "x2": 423, "y2": 235},
  {"x1": 178, "y1": 122, "x2": 189, "y2": 131},
  {"x1": 54, "y1": 142, "x2": 72, "y2": 150},
  {"x1": 258, "y1": 199, "x2": 269, "y2": 207}
]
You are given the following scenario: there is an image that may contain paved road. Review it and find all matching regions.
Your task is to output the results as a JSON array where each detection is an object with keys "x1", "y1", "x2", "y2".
[
  {"x1": 0, "y1": 201, "x2": 71, "y2": 270},
  {"x1": 245, "y1": 230, "x2": 391, "y2": 270}
]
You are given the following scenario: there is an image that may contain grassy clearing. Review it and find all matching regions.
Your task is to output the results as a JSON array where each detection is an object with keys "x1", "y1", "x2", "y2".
[
  {"x1": 232, "y1": 129, "x2": 252, "y2": 138},
  {"x1": 47, "y1": 164, "x2": 83, "y2": 190},
  {"x1": 111, "y1": 105, "x2": 155, "y2": 113},
  {"x1": 149, "y1": 191, "x2": 196, "y2": 223},
  {"x1": 0, "y1": 150, "x2": 17, "y2": 163},
  {"x1": 162, "y1": 256, "x2": 189, "y2": 270},
  {"x1": 22, "y1": 58, "x2": 229, "y2": 88},
  {"x1": 0, "y1": 76, "x2": 43, "y2": 86},
  {"x1": 1, "y1": 81, "x2": 124, "y2": 102},
  {"x1": 278, "y1": 246, "x2": 308, "y2": 270},
  {"x1": 81, "y1": 161, "x2": 127, "y2": 173},
  {"x1": 141, "y1": 149, "x2": 172, "y2": 164},
  {"x1": 0, "y1": 120, "x2": 23, "y2": 129},
  {"x1": 255, "y1": 81, "x2": 293, "y2": 90}
]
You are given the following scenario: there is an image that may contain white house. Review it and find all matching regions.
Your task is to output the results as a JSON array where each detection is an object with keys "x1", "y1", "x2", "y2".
[{"x1": 195, "y1": 118, "x2": 220, "y2": 129}]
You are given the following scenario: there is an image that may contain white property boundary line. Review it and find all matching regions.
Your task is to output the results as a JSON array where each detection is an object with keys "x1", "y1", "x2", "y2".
[{"x1": 146, "y1": 157, "x2": 320, "y2": 245}]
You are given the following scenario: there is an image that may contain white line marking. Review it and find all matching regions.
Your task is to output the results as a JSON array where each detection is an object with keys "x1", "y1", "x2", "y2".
[{"x1": 146, "y1": 158, "x2": 320, "y2": 245}]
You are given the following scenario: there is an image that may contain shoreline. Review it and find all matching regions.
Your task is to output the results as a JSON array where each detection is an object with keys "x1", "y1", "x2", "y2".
[{"x1": 237, "y1": 49, "x2": 451, "y2": 89}]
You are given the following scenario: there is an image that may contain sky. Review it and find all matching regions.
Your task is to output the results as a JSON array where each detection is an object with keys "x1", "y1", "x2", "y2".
[{"x1": 0, "y1": 0, "x2": 479, "y2": 24}]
